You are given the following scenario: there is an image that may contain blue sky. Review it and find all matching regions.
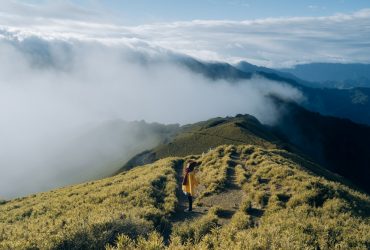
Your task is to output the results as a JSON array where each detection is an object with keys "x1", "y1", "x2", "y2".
[
  {"x1": 18, "y1": 0, "x2": 370, "y2": 24},
  {"x1": 1, "y1": 0, "x2": 370, "y2": 67}
]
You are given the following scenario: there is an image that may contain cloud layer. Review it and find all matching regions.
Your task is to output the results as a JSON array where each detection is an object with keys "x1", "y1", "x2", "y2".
[
  {"x1": 0, "y1": 2, "x2": 370, "y2": 67},
  {"x1": 0, "y1": 33, "x2": 303, "y2": 198}
]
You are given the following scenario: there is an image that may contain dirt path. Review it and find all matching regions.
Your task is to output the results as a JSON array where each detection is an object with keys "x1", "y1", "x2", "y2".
[
  {"x1": 199, "y1": 153, "x2": 245, "y2": 224},
  {"x1": 170, "y1": 160, "x2": 207, "y2": 223},
  {"x1": 163, "y1": 154, "x2": 248, "y2": 242},
  {"x1": 162, "y1": 160, "x2": 207, "y2": 244}
]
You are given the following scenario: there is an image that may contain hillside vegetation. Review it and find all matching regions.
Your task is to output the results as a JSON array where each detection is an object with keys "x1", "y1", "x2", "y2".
[
  {"x1": 122, "y1": 112, "x2": 369, "y2": 193},
  {"x1": 1, "y1": 145, "x2": 369, "y2": 249},
  {"x1": 273, "y1": 100, "x2": 370, "y2": 193},
  {"x1": 0, "y1": 159, "x2": 178, "y2": 249},
  {"x1": 121, "y1": 115, "x2": 283, "y2": 171}
]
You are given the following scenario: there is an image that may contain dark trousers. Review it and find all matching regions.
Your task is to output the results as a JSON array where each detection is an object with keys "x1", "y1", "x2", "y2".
[{"x1": 187, "y1": 194, "x2": 193, "y2": 211}]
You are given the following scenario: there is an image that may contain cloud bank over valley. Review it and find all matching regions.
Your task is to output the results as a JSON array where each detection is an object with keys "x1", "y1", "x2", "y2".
[{"x1": 0, "y1": 33, "x2": 303, "y2": 198}]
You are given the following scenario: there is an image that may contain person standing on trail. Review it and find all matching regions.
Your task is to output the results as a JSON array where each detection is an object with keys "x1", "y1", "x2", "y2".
[{"x1": 182, "y1": 160, "x2": 199, "y2": 212}]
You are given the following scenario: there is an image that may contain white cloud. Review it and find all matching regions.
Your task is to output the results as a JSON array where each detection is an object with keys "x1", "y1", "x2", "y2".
[
  {"x1": 0, "y1": 0, "x2": 102, "y2": 21},
  {"x1": 0, "y1": 33, "x2": 303, "y2": 198},
  {"x1": 0, "y1": 2, "x2": 369, "y2": 67}
]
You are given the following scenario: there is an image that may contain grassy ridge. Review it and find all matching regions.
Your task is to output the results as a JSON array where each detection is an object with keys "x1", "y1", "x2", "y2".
[
  {"x1": 111, "y1": 145, "x2": 370, "y2": 249},
  {"x1": 121, "y1": 115, "x2": 283, "y2": 171},
  {"x1": 154, "y1": 115, "x2": 279, "y2": 158},
  {"x1": 1, "y1": 145, "x2": 369, "y2": 249}
]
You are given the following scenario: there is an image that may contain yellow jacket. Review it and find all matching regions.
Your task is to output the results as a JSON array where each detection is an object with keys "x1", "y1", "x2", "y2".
[{"x1": 182, "y1": 172, "x2": 198, "y2": 196}]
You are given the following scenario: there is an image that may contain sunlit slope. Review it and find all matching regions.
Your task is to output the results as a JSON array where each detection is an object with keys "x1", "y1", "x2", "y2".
[
  {"x1": 122, "y1": 114, "x2": 284, "y2": 170},
  {"x1": 1, "y1": 145, "x2": 369, "y2": 249},
  {"x1": 155, "y1": 115, "x2": 281, "y2": 156},
  {"x1": 0, "y1": 159, "x2": 178, "y2": 249},
  {"x1": 167, "y1": 145, "x2": 370, "y2": 249},
  {"x1": 114, "y1": 145, "x2": 370, "y2": 249}
]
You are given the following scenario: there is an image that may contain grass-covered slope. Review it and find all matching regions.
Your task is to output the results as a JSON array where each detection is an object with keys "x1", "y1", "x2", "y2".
[
  {"x1": 1, "y1": 145, "x2": 369, "y2": 249},
  {"x1": 121, "y1": 115, "x2": 283, "y2": 171},
  {"x1": 123, "y1": 111, "x2": 370, "y2": 194},
  {"x1": 272, "y1": 100, "x2": 370, "y2": 193},
  {"x1": 165, "y1": 145, "x2": 370, "y2": 249},
  {"x1": 0, "y1": 159, "x2": 178, "y2": 249}
]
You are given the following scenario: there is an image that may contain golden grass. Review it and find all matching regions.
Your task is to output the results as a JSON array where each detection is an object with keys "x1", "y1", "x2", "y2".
[
  {"x1": 0, "y1": 158, "x2": 178, "y2": 249},
  {"x1": 152, "y1": 116, "x2": 278, "y2": 160},
  {"x1": 110, "y1": 145, "x2": 370, "y2": 249},
  {"x1": 1, "y1": 145, "x2": 369, "y2": 249}
]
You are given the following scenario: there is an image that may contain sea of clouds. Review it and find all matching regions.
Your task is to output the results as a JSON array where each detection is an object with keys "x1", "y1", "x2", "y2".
[
  {"x1": 0, "y1": 33, "x2": 303, "y2": 198},
  {"x1": 5, "y1": 1, "x2": 368, "y2": 197}
]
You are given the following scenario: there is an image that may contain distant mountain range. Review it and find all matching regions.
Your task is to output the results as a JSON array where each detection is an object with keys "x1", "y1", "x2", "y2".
[
  {"x1": 177, "y1": 57, "x2": 370, "y2": 126},
  {"x1": 236, "y1": 61, "x2": 370, "y2": 89},
  {"x1": 279, "y1": 63, "x2": 370, "y2": 88}
]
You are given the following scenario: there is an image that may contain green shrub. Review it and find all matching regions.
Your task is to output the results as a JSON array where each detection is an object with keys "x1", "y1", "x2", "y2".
[
  {"x1": 171, "y1": 211, "x2": 219, "y2": 244},
  {"x1": 106, "y1": 232, "x2": 165, "y2": 250},
  {"x1": 229, "y1": 211, "x2": 252, "y2": 230}
]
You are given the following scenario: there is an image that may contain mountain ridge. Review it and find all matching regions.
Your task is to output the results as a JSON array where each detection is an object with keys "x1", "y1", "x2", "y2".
[
  {"x1": 122, "y1": 107, "x2": 370, "y2": 193},
  {"x1": 1, "y1": 144, "x2": 369, "y2": 249},
  {"x1": 178, "y1": 57, "x2": 370, "y2": 125},
  {"x1": 279, "y1": 63, "x2": 370, "y2": 88}
]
